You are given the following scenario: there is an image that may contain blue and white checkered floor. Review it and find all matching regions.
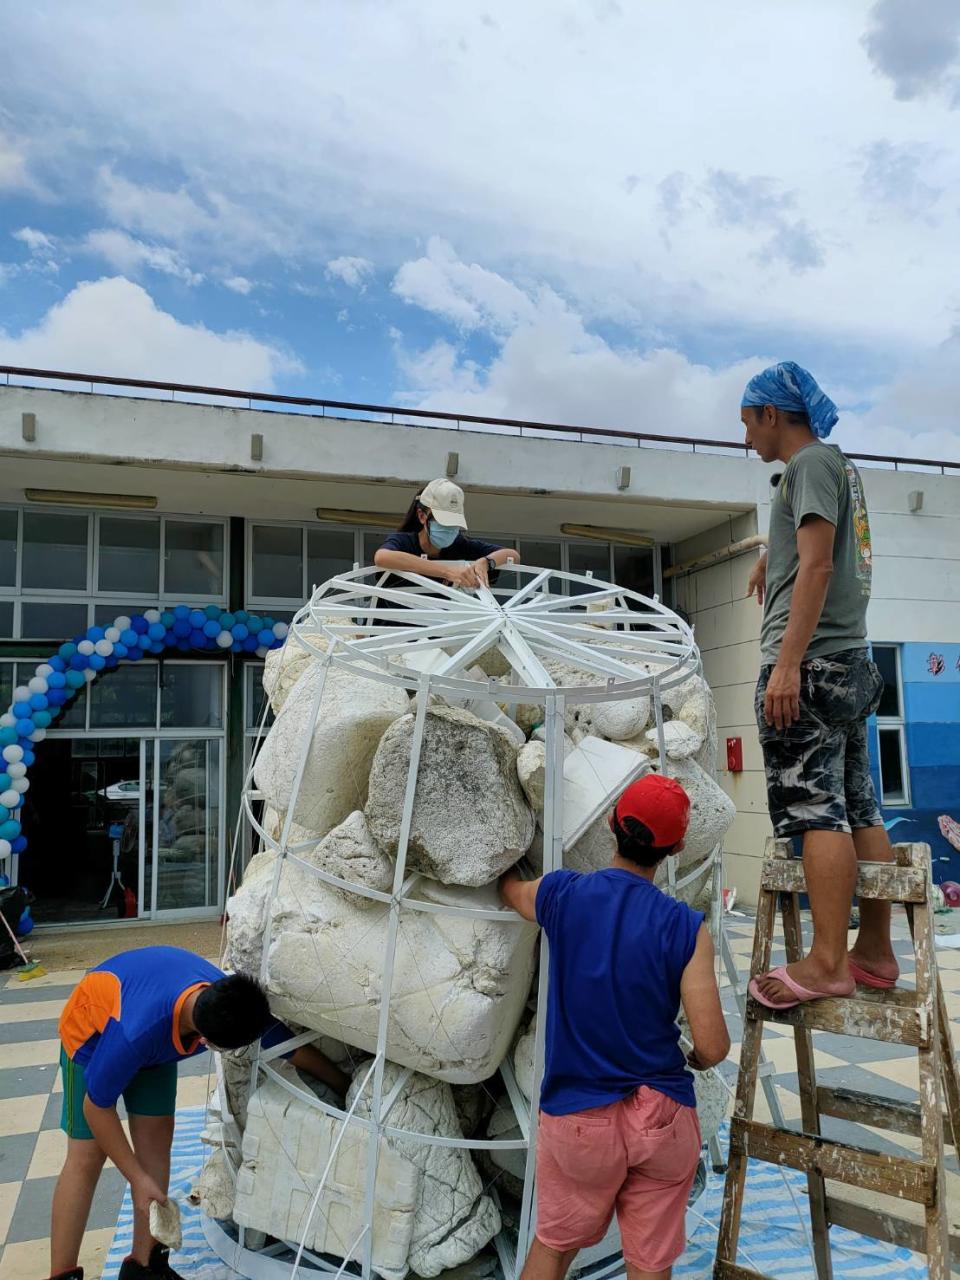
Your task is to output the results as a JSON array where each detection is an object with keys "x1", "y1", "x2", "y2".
[{"x1": 1, "y1": 912, "x2": 959, "y2": 1279}]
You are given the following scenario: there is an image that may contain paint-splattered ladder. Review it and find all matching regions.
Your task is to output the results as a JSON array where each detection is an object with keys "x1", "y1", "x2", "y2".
[{"x1": 714, "y1": 840, "x2": 960, "y2": 1280}]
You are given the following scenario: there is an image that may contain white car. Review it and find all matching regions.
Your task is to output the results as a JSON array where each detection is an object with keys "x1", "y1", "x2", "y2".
[{"x1": 98, "y1": 779, "x2": 141, "y2": 804}]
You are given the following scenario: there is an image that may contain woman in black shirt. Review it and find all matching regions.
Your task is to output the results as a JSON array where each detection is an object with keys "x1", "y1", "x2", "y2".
[{"x1": 374, "y1": 478, "x2": 520, "y2": 588}]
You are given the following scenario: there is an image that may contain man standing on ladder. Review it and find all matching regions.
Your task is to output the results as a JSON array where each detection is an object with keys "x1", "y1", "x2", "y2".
[{"x1": 741, "y1": 362, "x2": 899, "y2": 1009}]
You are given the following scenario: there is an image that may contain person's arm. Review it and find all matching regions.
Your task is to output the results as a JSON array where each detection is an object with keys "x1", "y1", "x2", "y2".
[
  {"x1": 679, "y1": 924, "x2": 730, "y2": 1071},
  {"x1": 82, "y1": 1097, "x2": 166, "y2": 1213},
  {"x1": 291, "y1": 1045, "x2": 351, "y2": 1096},
  {"x1": 373, "y1": 547, "x2": 481, "y2": 588},
  {"x1": 499, "y1": 867, "x2": 542, "y2": 922},
  {"x1": 747, "y1": 550, "x2": 767, "y2": 606},
  {"x1": 764, "y1": 516, "x2": 835, "y2": 730}
]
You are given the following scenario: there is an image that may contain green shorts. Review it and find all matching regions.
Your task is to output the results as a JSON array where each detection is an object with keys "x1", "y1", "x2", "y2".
[{"x1": 60, "y1": 1047, "x2": 178, "y2": 1140}]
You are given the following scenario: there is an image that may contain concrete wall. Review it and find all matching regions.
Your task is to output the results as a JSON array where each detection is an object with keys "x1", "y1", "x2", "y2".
[{"x1": 671, "y1": 511, "x2": 769, "y2": 903}]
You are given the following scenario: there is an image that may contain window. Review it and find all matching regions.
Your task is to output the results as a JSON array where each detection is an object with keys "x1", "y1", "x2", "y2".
[
  {"x1": 307, "y1": 529, "x2": 355, "y2": 593},
  {"x1": 89, "y1": 663, "x2": 158, "y2": 730},
  {"x1": 873, "y1": 644, "x2": 909, "y2": 806},
  {"x1": 22, "y1": 512, "x2": 88, "y2": 591},
  {"x1": 164, "y1": 520, "x2": 225, "y2": 597},
  {"x1": 161, "y1": 665, "x2": 223, "y2": 729},
  {"x1": 21, "y1": 602, "x2": 90, "y2": 640},
  {"x1": 252, "y1": 525, "x2": 302, "y2": 599},
  {"x1": 0, "y1": 601, "x2": 12, "y2": 638},
  {"x1": 0, "y1": 509, "x2": 16, "y2": 587},
  {"x1": 98, "y1": 517, "x2": 160, "y2": 594},
  {"x1": 568, "y1": 542, "x2": 611, "y2": 595}
]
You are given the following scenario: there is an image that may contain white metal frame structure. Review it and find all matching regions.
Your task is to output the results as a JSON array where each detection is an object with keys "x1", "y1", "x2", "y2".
[{"x1": 207, "y1": 563, "x2": 713, "y2": 1280}]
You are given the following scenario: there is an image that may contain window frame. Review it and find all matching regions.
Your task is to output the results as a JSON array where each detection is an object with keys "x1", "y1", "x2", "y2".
[{"x1": 872, "y1": 643, "x2": 910, "y2": 808}]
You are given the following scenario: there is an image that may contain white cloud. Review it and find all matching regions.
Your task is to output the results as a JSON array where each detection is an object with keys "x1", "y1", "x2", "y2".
[
  {"x1": 0, "y1": 277, "x2": 300, "y2": 387},
  {"x1": 393, "y1": 237, "x2": 540, "y2": 333},
  {"x1": 325, "y1": 256, "x2": 374, "y2": 289},
  {"x1": 223, "y1": 274, "x2": 254, "y2": 294},
  {"x1": 862, "y1": 0, "x2": 960, "y2": 104},
  {"x1": 393, "y1": 245, "x2": 960, "y2": 464},
  {"x1": 82, "y1": 228, "x2": 204, "y2": 285},
  {"x1": 0, "y1": 131, "x2": 30, "y2": 191},
  {"x1": 13, "y1": 227, "x2": 56, "y2": 254}
]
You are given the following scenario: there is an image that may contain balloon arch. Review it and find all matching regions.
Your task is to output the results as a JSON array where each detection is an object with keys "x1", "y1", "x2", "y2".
[{"x1": 0, "y1": 606, "x2": 288, "y2": 878}]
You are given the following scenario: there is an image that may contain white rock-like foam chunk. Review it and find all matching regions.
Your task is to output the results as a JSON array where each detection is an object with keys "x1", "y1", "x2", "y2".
[
  {"x1": 226, "y1": 861, "x2": 538, "y2": 1084},
  {"x1": 254, "y1": 661, "x2": 409, "y2": 839},
  {"x1": 365, "y1": 706, "x2": 535, "y2": 887}
]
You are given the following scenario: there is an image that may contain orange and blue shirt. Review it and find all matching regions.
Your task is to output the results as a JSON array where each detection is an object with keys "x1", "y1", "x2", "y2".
[{"x1": 59, "y1": 946, "x2": 224, "y2": 1108}]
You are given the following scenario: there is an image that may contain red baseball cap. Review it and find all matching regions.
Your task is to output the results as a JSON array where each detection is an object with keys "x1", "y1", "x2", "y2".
[{"x1": 611, "y1": 773, "x2": 690, "y2": 848}]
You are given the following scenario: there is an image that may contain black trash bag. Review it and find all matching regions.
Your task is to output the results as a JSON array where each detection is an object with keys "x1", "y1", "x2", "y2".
[{"x1": 0, "y1": 886, "x2": 28, "y2": 971}]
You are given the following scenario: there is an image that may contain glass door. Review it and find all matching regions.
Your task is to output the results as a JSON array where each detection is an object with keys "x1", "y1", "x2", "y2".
[{"x1": 146, "y1": 737, "x2": 222, "y2": 916}]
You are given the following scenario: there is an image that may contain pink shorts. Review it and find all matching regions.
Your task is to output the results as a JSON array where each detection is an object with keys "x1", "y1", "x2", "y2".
[{"x1": 535, "y1": 1086, "x2": 701, "y2": 1272}]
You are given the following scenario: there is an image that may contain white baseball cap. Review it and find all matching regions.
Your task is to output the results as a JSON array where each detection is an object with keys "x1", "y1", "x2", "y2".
[{"x1": 419, "y1": 478, "x2": 468, "y2": 529}]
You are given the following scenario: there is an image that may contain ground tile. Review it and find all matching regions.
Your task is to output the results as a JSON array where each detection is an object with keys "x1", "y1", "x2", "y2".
[
  {"x1": 0, "y1": 1064, "x2": 57, "y2": 1102},
  {"x1": 0, "y1": 1022, "x2": 62, "y2": 1048},
  {"x1": 0, "y1": 1043, "x2": 59, "y2": 1072},
  {"x1": 0, "y1": 1000, "x2": 67, "y2": 1026},
  {"x1": 0, "y1": 1183, "x2": 18, "y2": 1250},
  {"x1": 0, "y1": 1097, "x2": 47, "y2": 1140},
  {"x1": 0, "y1": 1131, "x2": 39, "y2": 1185},
  {"x1": 0, "y1": 1226, "x2": 114, "y2": 1280},
  {"x1": 177, "y1": 1074, "x2": 213, "y2": 1109},
  {"x1": 0, "y1": 986, "x2": 75, "y2": 1009},
  {"x1": 3, "y1": 970, "x2": 85, "y2": 993},
  {"x1": 26, "y1": 1128, "x2": 65, "y2": 1181}
]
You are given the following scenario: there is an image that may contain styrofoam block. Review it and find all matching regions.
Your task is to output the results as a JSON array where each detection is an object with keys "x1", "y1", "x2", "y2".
[{"x1": 562, "y1": 735, "x2": 650, "y2": 847}]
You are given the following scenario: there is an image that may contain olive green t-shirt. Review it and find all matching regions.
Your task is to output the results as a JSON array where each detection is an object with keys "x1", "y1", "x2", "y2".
[{"x1": 760, "y1": 443, "x2": 873, "y2": 665}]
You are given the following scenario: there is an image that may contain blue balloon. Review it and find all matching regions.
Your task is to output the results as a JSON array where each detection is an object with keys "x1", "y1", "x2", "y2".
[
  {"x1": 234, "y1": 610, "x2": 249, "y2": 623},
  {"x1": 17, "y1": 719, "x2": 35, "y2": 736},
  {"x1": 49, "y1": 656, "x2": 67, "y2": 672},
  {"x1": 171, "y1": 619, "x2": 190, "y2": 638},
  {"x1": 160, "y1": 611, "x2": 175, "y2": 627},
  {"x1": 46, "y1": 689, "x2": 67, "y2": 706},
  {"x1": 12, "y1": 701, "x2": 32, "y2": 719},
  {"x1": 87, "y1": 626, "x2": 106, "y2": 642},
  {"x1": 0, "y1": 820, "x2": 21, "y2": 841},
  {"x1": 231, "y1": 623, "x2": 248, "y2": 640},
  {"x1": 0, "y1": 806, "x2": 8, "y2": 822},
  {"x1": 176, "y1": 637, "x2": 190, "y2": 651},
  {"x1": 0, "y1": 727, "x2": 18, "y2": 748},
  {"x1": 18, "y1": 909, "x2": 33, "y2": 937},
  {"x1": 242, "y1": 634, "x2": 259, "y2": 652},
  {"x1": 148, "y1": 641, "x2": 163, "y2": 654},
  {"x1": 0, "y1": 774, "x2": 9, "y2": 791},
  {"x1": 202, "y1": 619, "x2": 220, "y2": 638},
  {"x1": 104, "y1": 655, "x2": 119, "y2": 669},
  {"x1": 247, "y1": 616, "x2": 263, "y2": 633},
  {"x1": 47, "y1": 670, "x2": 66, "y2": 689},
  {"x1": 135, "y1": 633, "x2": 150, "y2": 650},
  {"x1": 113, "y1": 642, "x2": 128, "y2": 659},
  {"x1": 203, "y1": 604, "x2": 219, "y2": 620},
  {"x1": 58, "y1": 642, "x2": 77, "y2": 659},
  {"x1": 121, "y1": 628, "x2": 138, "y2": 646},
  {"x1": 29, "y1": 693, "x2": 48, "y2": 711},
  {"x1": 261, "y1": 617, "x2": 276, "y2": 630},
  {"x1": 131, "y1": 616, "x2": 149, "y2": 635},
  {"x1": 258, "y1": 628, "x2": 275, "y2": 646},
  {"x1": 32, "y1": 710, "x2": 52, "y2": 728},
  {"x1": 147, "y1": 622, "x2": 165, "y2": 641},
  {"x1": 88, "y1": 655, "x2": 106, "y2": 671},
  {"x1": 65, "y1": 670, "x2": 86, "y2": 689},
  {"x1": 11, "y1": 836, "x2": 26, "y2": 854},
  {"x1": 69, "y1": 654, "x2": 89, "y2": 670},
  {"x1": 189, "y1": 628, "x2": 206, "y2": 647},
  {"x1": 189, "y1": 610, "x2": 206, "y2": 629},
  {"x1": 127, "y1": 646, "x2": 143, "y2": 662},
  {"x1": 220, "y1": 613, "x2": 236, "y2": 630},
  {"x1": 21, "y1": 750, "x2": 34, "y2": 766}
]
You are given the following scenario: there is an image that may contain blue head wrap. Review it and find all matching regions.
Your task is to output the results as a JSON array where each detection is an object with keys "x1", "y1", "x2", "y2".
[{"x1": 741, "y1": 361, "x2": 838, "y2": 439}]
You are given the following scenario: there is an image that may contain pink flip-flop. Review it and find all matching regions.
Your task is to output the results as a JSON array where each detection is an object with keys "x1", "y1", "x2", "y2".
[
  {"x1": 848, "y1": 959, "x2": 897, "y2": 990},
  {"x1": 748, "y1": 965, "x2": 854, "y2": 1011}
]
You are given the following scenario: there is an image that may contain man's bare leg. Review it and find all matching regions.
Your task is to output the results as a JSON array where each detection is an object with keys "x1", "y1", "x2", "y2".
[
  {"x1": 625, "y1": 1265, "x2": 671, "y2": 1280},
  {"x1": 50, "y1": 1138, "x2": 106, "y2": 1275},
  {"x1": 128, "y1": 1113, "x2": 175, "y2": 1265},
  {"x1": 849, "y1": 824, "x2": 899, "y2": 984},
  {"x1": 520, "y1": 1239, "x2": 579, "y2": 1280},
  {"x1": 755, "y1": 830, "x2": 857, "y2": 1003}
]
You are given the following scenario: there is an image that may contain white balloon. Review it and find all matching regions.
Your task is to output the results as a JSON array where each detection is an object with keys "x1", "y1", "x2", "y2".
[
  {"x1": 77, "y1": 640, "x2": 95, "y2": 655},
  {"x1": 29, "y1": 727, "x2": 47, "y2": 742},
  {"x1": 273, "y1": 622, "x2": 289, "y2": 639},
  {"x1": 36, "y1": 664, "x2": 54, "y2": 678},
  {"x1": 2, "y1": 746, "x2": 24, "y2": 763},
  {"x1": 28, "y1": 676, "x2": 48, "y2": 694},
  {"x1": 0, "y1": 839, "x2": 11, "y2": 859},
  {"x1": 0, "y1": 790, "x2": 17, "y2": 808},
  {"x1": 144, "y1": 608, "x2": 162, "y2": 623},
  {"x1": 0, "y1": 714, "x2": 15, "y2": 729},
  {"x1": 105, "y1": 627, "x2": 121, "y2": 643},
  {"x1": 84, "y1": 668, "x2": 97, "y2": 683},
  {"x1": 12, "y1": 778, "x2": 29, "y2": 794},
  {"x1": 94, "y1": 639, "x2": 114, "y2": 657},
  {"x1": 6, "y1": 763, "x2": 26, "y2": 778},
  {"x1": 255, "y1": 645, "x2": 269, "y2": 658},
  {"x1": 216, "y1": 631, "x2": 233, "y2": 648},
  {"x1": 12, "y1": 686, "x2": 29, "y2": 702},
  {"x1": 114, "y1": 616, "x2": 131, "y2": 632}
]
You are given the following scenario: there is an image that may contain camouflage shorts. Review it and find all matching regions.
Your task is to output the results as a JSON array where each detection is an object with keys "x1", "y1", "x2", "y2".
[{"x1": 756, "y1": 648, "x2": 885, "y2": 837}]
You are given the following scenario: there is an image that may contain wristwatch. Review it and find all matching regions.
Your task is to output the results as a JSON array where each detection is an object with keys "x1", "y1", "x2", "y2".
[{"x1": 486, "y1": 557, "x2": 497, "y2": 574}]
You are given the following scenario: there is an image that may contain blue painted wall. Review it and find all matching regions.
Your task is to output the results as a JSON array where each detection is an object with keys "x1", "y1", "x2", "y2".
[{"x1": 869, "y1": 642, "x2": 960, "y2": 880}]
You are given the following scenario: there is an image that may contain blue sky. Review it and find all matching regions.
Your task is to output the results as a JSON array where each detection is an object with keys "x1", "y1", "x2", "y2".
[{"x1": 1, "y1": 0, "x2": 959, "y2": 459}]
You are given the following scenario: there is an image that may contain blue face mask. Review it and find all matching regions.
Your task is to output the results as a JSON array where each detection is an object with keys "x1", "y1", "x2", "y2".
[{"x1": 427, "y1": 519, "x2": 460, "y2": 549}]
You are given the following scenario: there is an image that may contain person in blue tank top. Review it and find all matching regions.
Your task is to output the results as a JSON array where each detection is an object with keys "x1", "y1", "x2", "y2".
[{"x1": 500, "y1": 774, "x2": 729, "y2": 1280}]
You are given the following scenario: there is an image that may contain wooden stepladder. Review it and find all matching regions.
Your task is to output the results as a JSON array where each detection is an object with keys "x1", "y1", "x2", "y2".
[{"x1": 715, "y1": 841, "x2": 960, "y2": 1280}]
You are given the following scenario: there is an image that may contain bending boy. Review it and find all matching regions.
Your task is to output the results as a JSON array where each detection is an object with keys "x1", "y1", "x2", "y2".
[
  {"x1": 51, "y1": 945, "x2": 348, "y2": 1280},
  {"x1": 500, "y1": 774, "x2": 729, "y2": 1280}
]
